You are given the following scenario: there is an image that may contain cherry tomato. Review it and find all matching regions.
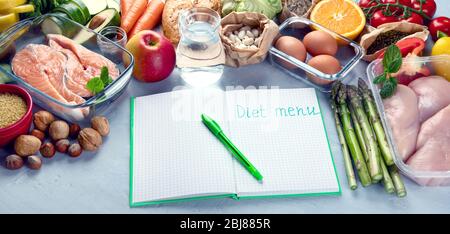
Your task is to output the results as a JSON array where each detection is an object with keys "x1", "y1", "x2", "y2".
[
  {"x1": 401, "y1": 12, "x2": 424, "y2": 25},
  {"x1": 429, "y1": 17, "x2": 450, "y2": 41},
  {"x1": 370, "y1": 10, "x2": 399, "y2": 28},
  {"x1": 359, "y1": 0, "x2": 377, "y2": 8},
  {"x1": 410, "y1": 0, "x2": 436, "y2": 19}
]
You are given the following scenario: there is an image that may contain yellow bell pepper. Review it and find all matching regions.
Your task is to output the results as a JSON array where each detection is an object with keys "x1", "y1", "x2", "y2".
[
  {"x1": 0, "y1": 13, "x2": 19, "y2": 32},
  {"x1": 431, "y1": 35, "x2": 450, "y2": 82},
  {"x1": 0, "y1": 4, "x2": 35, "y2": 14},
  {"x1": 0, "y1": 0, "x2": 27, "y2": 11}
]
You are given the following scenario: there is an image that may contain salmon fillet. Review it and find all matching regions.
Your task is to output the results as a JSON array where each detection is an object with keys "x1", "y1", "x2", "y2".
[
  {"x1": 47, "y1": 34, "x2": 120, "y2": 79},
  {"x1": 12, "y1": 35, "x2": 120, "y2": 120},
  {"x1": 48, "y1": 40, "x2": 92, "y2": 97},
  {"x1": 12, "y1": 44, "x2": 69, "y2": 103},
  {"x1": 12, "y1": 44, "x2": 87, "y2": 118}
]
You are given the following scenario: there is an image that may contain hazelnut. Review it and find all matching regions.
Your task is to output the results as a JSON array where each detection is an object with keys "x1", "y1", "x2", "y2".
[
  {"x1": 68, "y1": 143, "x2": 83, "y2": 157},
  {"x1": 5, "y1": 154, "x2": 24, "y2": 170},
  {"x1": 30, "y1": 129, "x2": 45, "y2": 142},
  {"x1": 91, "y1": 116, "x2": 110, "y2": 137},
  {"x1": 55, "y1": 139, "x2": 70, "y2": 153},
  {"x1": 78, "y1": 128, "x2": 102, "y2": 151},
  {"x1": 40, "y1": 142, "x2": 56, "y2": 158},
  {"x1": 69, "y1": 123, "x2": 81, "y2": 138},
  {"x1": 27, "y1": 155, "x2": 42, "y2": 170},
  {"x1": 33, "y1": 111, "x2": 55, "y2": 131},
  {"x1": 49, "y1": 120, "x2": 70, "y2": 141},
  {"x1": 14, "y1": 135, "x2": 41, "y2": 157}
]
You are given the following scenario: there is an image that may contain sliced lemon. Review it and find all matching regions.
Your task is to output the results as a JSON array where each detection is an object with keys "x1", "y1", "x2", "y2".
[{"x1": 310, "y1": 0, "x2": 366, "y2": 41}]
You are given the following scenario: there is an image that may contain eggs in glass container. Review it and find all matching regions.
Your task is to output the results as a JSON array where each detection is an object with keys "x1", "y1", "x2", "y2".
[
  {"x1": 303, "y1": 31, "x2": 338, "y2": 56},
  {"x1": 307, "y1": 55, "x2": 341, "y2": 85},
  {"x1": 275, "y1": 36, "x2": 307, "y2": 69},
  {"x1": 274, "y1": 30, "x2": 341, "y2": 85}
]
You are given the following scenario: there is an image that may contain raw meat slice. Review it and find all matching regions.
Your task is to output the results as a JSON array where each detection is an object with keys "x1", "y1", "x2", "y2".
[
  {"x1": 383, "y1": 85, "x2": 420, "y2": 161},
  {"x1": 12, "y1": 44, "x2": 68, "y2": 103},
  {"x1": 15, "y1": 44, "x2": 85, "y2": 106},
  {"x1": 48, "y1": 39, "x2": 92, "y2": 97},
  {"x1": 47, "y1": 34, "x2": 120, "y2": 79},
  {"x1": 408, "y1": 76, "x2": 450, "y2": 123},
  {"x1": 12, "y1": 44, "x2": 87, "y2": 118},
  {"x1": 407, "y1": 105, "x2": 450, "y2": 172}
]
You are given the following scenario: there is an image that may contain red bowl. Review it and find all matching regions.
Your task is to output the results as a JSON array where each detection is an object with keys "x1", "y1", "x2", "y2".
[{"x1": 0, "y1": 84, "x2": 33, "y2": 147}]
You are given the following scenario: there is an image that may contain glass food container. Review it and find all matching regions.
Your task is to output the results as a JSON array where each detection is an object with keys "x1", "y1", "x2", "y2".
[
  {"x1": 268, "y1": 17, "x2": 364, "y2": 93},
  {"x1": 0, "y1": 14, "x2": 134, "y2": 123},
  {"x1": 366, "y1": 55, "x2": 450, "y2": 186}
]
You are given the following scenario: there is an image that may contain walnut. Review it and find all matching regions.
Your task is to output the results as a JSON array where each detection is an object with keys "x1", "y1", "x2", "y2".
[
  {"x1": 49, "y1": 120, "x2": 70, "y2": 141},
  {"x1": 78, "y1": 128, "x2": 103, "y2": 151},
  {"x1": 91, "y1": 116, "x2": 110, "y2": 137},
  {"x1": 33, "y1": 111, "x2": 55, "y2": 131},
  {"x1": 14, "y1": 135, "x2": 42, "y2": 157}
]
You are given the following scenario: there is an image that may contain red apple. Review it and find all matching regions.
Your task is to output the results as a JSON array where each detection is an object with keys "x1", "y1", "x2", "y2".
[{"x1": 124, "y1": 30, "x2": 176, "y2": 82}]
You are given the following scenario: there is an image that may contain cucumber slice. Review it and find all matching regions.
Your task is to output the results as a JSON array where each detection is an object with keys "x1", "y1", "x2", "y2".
[
  {"x1": 69, "y1": 0, "x2": 91, "y2": 23},
  {"x1": 106, "y1": 0, "x2": 120, "y2": 13},
  {"x1": 54, "y1": 2, "x2": 87, "y2": 25},
  {"x1": 41, "y1": 13, "x2": 78, "y2": 37},
  {"x1": 81, "y1": 0, "x2": 107, "y2": 15}
]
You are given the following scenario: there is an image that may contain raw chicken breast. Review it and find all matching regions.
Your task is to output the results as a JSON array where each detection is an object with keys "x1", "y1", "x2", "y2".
[
  {"x1": 383, "y1": 85, "x2": 420, "y2": 161},
  {"x1": 407, "y1": 105, "x2": 450, "y2": 172},
  {"x1": 408, "y1": 76, "x2": 450, "y2": 123}
]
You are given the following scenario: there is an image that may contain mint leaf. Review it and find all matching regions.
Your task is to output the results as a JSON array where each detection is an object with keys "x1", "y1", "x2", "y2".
[
  {"x1": 100, "y1": 67, "x2": 113, "y2": 86},
  {"x1": 373, "y1": 73, "x2": 387, "y2": 84},
  {"x1": 383, "y1": 45, "x2": 402, "y2": 73},
  {"x1": 86, "y1": 77, "x2": 104, "y2": 95}
]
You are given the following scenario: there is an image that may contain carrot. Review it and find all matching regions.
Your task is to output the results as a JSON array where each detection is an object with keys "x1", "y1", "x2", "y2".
[
  {"x1": 120, "y1": 0, "x2": 147, "y2": 33},
  {"x1": 129, "y1": 0, "x2": 165, "y2": 38},
  {"x1": 120, "y1": 0, "x2": 135, "y2": 19}
]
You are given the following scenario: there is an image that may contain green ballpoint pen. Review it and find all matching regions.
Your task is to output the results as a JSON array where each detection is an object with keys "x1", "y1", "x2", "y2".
[{"x1": 201, "y1": 114, "x2": 263, "y2": 181}]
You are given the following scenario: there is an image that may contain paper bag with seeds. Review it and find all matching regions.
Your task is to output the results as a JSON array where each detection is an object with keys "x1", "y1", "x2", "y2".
[
  {"x1": 278, "y1": 0, "x2": 321, "y2": 23},
  {"x1": 220, "y1": 12, "x2": 279, "y2": 67},
  {"x1": 359, "y1": 21, "x2": 429, "y2": 61}
]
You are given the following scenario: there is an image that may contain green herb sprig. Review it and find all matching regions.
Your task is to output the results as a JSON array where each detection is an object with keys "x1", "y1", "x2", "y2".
[
  {"x1": 373, "y1": 45, "x2": 402, "y2": 99},
  {"x1": 86, "y1": 66, "x2": 113, "y2": 95}
]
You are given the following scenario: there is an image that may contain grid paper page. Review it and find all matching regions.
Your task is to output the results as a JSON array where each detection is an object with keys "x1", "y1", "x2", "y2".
[
  {"x1": 225, "y1": 88, "x2": 339, "y2": 196},
  {"x1": 132, "y1": 89, "x2": 235, "y2": 204}
]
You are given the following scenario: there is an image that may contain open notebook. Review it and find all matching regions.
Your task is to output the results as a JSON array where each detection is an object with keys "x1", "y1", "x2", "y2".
[{"x1": 130, "y1": 88, "x2": 340, "y2": 206}]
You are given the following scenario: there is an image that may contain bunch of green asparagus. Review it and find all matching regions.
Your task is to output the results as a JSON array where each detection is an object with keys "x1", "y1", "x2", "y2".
[{"x1": 330, "y1": 79, "x2": 406, "y2": 197}]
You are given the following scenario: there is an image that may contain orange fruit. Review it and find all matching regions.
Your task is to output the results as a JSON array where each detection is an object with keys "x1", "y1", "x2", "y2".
[{"x1": 310, "y1": 0, "x2": 366, "y2": 41}]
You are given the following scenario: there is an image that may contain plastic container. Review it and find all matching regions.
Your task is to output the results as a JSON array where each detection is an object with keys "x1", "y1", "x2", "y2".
[
  {"x1": 366, "y1": 55, "x2": 450, "y2": 186},
  {"x1": 0, "y1": 14, "x2": 134, "y2": 123},
  {"x1": 268, "y1": 17, "x2": 364, "y2": 93},
  {"x1": 0, "y1": 84, "x2": 33, "y2": 147}
]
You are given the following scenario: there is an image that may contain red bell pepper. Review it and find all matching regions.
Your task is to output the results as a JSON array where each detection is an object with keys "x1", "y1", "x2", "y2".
[{"x1": 377, "y1": 38, "x2": 425, "y2": 59}]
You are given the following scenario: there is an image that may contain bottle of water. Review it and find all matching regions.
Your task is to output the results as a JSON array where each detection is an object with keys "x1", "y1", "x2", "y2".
[{"x1": 177, "y1": 8, "x2": 224, "y2": 87}]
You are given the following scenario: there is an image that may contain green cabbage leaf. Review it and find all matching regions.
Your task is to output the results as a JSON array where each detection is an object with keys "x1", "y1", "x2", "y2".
[{"x1": 222, "y1": 0, "x2": 282, "y2": 19}]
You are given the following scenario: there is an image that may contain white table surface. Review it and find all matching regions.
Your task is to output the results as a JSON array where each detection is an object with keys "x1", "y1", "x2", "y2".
[{"x1": 1, "y1": 0, "x2": 450, "y2": 214}]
